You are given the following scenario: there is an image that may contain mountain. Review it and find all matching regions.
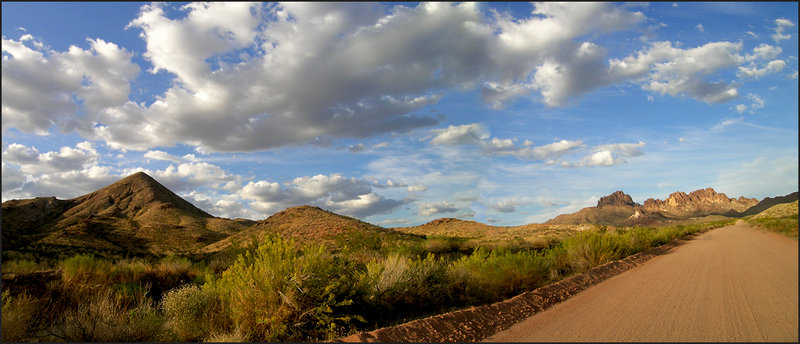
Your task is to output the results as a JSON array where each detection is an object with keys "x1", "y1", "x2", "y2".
[
  {"x1": 2, "y1": 172, "x2": 251, "y2": 259},
  {"x1": 546, "y1": 191, "x2": 666, "y2": 227},
  {"x1": 200, "y1": 205, "x2": 421, "y2": 253},
  {"x1": 642, "y1": 188, "x2": 758, "y2": 218},
  {"x1": 545, "y1": 188, "x2": 756, "y2": 226},
  {"x1": 727, "y1": 191, "x2": 799, "y2": 217}
]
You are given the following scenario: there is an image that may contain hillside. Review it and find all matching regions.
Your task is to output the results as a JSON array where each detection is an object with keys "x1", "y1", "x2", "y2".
[
  {"x1": 2, "y1": 172, "x2": 251, "y2": 259},
  {"x1": 392, "y1": 217, "x2": 583, "y2": 244},
  {"x1": 751, "y1": 200, "x2": 799, "y2": 219},
  {"x1": 729, "y1": 191, "x2": 799, "y2": 217},
  {"x1": 200, "y1": 205, "x2": 422, "y2": 253}
]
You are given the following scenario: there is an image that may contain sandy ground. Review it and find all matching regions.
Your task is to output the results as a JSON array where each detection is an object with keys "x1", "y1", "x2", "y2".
[{"x1": 485, "y1": 221, "x2": 798, "y2": 342}]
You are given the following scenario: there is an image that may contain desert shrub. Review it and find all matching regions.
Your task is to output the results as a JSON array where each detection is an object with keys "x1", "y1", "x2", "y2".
[
  {"x1": 160, "y1": 284, "x2": 225, "y2": 341},
  {"x1": 50, "y1": 286, "x2": 164, "y2": 342},
  {"x1": 61, "y1": 254, "x2": 113, "y2": 285},
  {"x1": 422, "y1": 236, "x2": 467, "y2": 254},
  {"x1": 156, "y1": 256, "x2": 192, "y2": 276},
  {"x1": 360, "y1": 252, "x2": 450, "y2": 314},
  {"x1": 111, "y1": 258, "x2": 151, "y2": 283},
  {"x1": 562, "y1": 230, "x2": 635, "y2": 272},
  {"x1": 449, "y1": 247, "x2": 549, "y2": 305},
  {"x1": 2, "y1": 259, "x2": 49, "y2": 274},
  {"x1": 2, "y1": 290, "x2": 40, "y2": 341},
  {"x1": 204, "y1": 328, "x2": 247, "y2": 342},
  {"x1": 544, "y1": 243, "x2": 570, "y2": 280},
  {"x1": 746, "y1": 215, "x2": 799, "y2": 237},
  {"x1": 208, "y1": 236, "x2": 363, "y2": 341},
  {"x1": 651, "y1": 226, "x2": 682, "y2": 246}
]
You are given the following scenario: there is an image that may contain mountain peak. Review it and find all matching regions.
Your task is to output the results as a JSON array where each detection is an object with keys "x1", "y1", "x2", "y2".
[
  {"x1": 597, "y1": 191, "x2": 636, "y2": 208},
  {"x1": 64, "y1": 171, "x2": 212, "y2": 221}
]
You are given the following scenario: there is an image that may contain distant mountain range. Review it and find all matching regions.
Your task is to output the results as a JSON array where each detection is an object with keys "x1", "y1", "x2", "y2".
[
  {"x1": 546, "y1": 188, "x2": 796, "y2": 227},
  {"x1": 2, "y1": 172, "x2": 796, "y2": 260}
]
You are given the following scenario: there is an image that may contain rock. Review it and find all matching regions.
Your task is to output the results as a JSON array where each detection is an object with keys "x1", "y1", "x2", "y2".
[{"x1": 597, "y1": 191, "x2": 636, "y2": 208}]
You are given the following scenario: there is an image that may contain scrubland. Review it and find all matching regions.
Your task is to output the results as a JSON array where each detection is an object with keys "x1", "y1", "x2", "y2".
[{"x1": 2, "y1": 220, "x2": 735, "y2": 342}]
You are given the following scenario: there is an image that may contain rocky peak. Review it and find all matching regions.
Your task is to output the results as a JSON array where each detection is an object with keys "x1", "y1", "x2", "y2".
[
  {"x1": 643, "y1": 187, "x2": 758, "y2": 217},
  {"x1": 597, "y1": 191, "x2": 637, "y2": 208}
]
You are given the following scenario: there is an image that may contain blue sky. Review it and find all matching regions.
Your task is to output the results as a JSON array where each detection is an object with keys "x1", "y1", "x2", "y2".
[{"x1": 2, "y1": 2, "x2": 797, "y2": 226}]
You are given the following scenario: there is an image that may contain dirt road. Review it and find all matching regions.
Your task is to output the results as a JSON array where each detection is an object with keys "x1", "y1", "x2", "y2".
[{"x1": 485, "y1": 221, "x2": 798, "y2": 342}]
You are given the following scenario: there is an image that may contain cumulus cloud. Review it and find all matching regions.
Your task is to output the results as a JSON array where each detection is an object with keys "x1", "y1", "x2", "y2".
[
  {"x1": 418, "y1": 200, "x2": 460, "y2": 216},
  {"x1": 3, "y1": 2, "x2": 781, "y2": 153},
  {"x1": 144, "y1": 150, "x2": 184, "y2": 163},
  {"x1": 609, "y1": 41, "x2": 742, "y2": 103},
  {"x1": 429, "y1": 123, "x2": 489, "y2": 145},
  {"x1": 772, "y1": 18, "x2": 794, "y2": 43},
  {"x1": 239, "y1": 173, "x2": 407, "y2": 218},
  {"x1": 2, "y1": 142, "x2": 100, "y2": 175},
  {"x1": 2, "y1": 35, "x2": 139, "y2": 134},
  {"x1": 491, "y1": 200, "x2": 516, "y2": 213},
  {"x1": 733, "y1": 93, "x2": 765, "y2": 114},
  {"x1": 562, "y1": 141, "x2": 646, "y2": 168},
  {"x1": 695, "y1": 24, "x2": 705, "y2": 33}
]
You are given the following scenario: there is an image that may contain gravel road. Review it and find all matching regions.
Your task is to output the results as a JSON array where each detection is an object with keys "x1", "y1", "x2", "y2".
[{"x1": 485, "y1": 221, "x2": 798, "y2": 342}]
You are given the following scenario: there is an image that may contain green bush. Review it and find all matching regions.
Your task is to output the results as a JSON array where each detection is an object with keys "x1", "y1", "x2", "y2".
[
  {"x1": 61, "y1": 254, "x2": 113, "y2": 285},
  {"x1": 449, "y1": 247, "x2": 549, "y2": 304},
  {"x1": 360, "y1": 252, "x2": 450, "y2": 313},
  {"x1": 2, "y1": 259, "x2": 49, "y2": 274},
  {"x1": 208, "y1": 236, "x2": 363, "y2": 341},
  {"x1": 160, "y1": 284, "x2": 222, "y2": 341}
]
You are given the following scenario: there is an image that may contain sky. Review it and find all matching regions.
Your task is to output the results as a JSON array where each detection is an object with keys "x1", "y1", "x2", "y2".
[{"x1": 2, "y1": 2, "x2": 798, "y2": 227}]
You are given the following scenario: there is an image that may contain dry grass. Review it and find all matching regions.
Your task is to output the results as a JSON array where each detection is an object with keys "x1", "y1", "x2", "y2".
[{"x1": 2, "y1": 291, "x2": 40, "y2": 341}]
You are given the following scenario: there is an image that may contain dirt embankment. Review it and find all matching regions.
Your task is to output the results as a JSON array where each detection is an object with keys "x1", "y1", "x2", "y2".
[{"x1": 337, "y1": 229, "x2": 708, "y2": 342}]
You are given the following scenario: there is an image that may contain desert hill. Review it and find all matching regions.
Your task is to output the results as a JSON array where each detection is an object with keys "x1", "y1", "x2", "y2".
[
  {"x1": 2, "y1": 172, "x2": 251, "y2": 259},
  {"x1": 200, "y1": 205, "x2": 421, "y2": 253},
  {"x1": 751, "y1": 200, "x2": 799, "y2": 219},
  {"x1": 727, "y1": 191, "x2": 799, "y2": 217},
  {"x1": 392, "y1": 217, "x2": 583, "y2": 245},
  {"x1": 546, "y1": 188, "x2": 758, "y2": 226}
]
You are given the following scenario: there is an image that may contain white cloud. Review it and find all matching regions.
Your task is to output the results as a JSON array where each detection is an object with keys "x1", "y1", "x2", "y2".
[
  {"x1": 696, "y1": 24, "x2": 704, "y2": 33},
  {"x1": 429, "y1": 123, "x2": 488, "y2": 145},
  {"x1": 379, "y1": 218, "x2": 410, "y2": 226},
  {"x1": 562, "y1": 141, "x2": 645, "y2": 168},
  {"x1": 418, "y1": 200, "x2": 460, "y2": 216},
  {"x1": 772, "y1": 18, "x2": 794, "y2": 43},
  {"x1": 239, "y1": 173, "x2": 407, "y2": 218},
  {"x1": 491, "y1": 200, "x2": 517, "y2": 213},
  {"x1": 144, "y1": 150, "x2": 184, "y2": 163},
  {"x1": 2, "y1": 142, "x2": 99, "y2": 175},
  {"x1": 733, "y1": 93, "x2": 765, "y2": 114},
  {"x1": 739, "y1": 59, "x2": 786, "y2": 78},
  {"x1": 3, "y1": 2, "x2": 784, "y2": 154},
  {"x1": 2, "y1": 35, "x2": 139, "y2": 134},
  {"x1": 610, "y1": 41, "x2": 743, "y2": 103}
]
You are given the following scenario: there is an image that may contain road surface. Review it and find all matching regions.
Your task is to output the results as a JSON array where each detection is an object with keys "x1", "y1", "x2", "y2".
[{"x1": 485, "y1": 221, "x2": 798, "y2": 342}]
